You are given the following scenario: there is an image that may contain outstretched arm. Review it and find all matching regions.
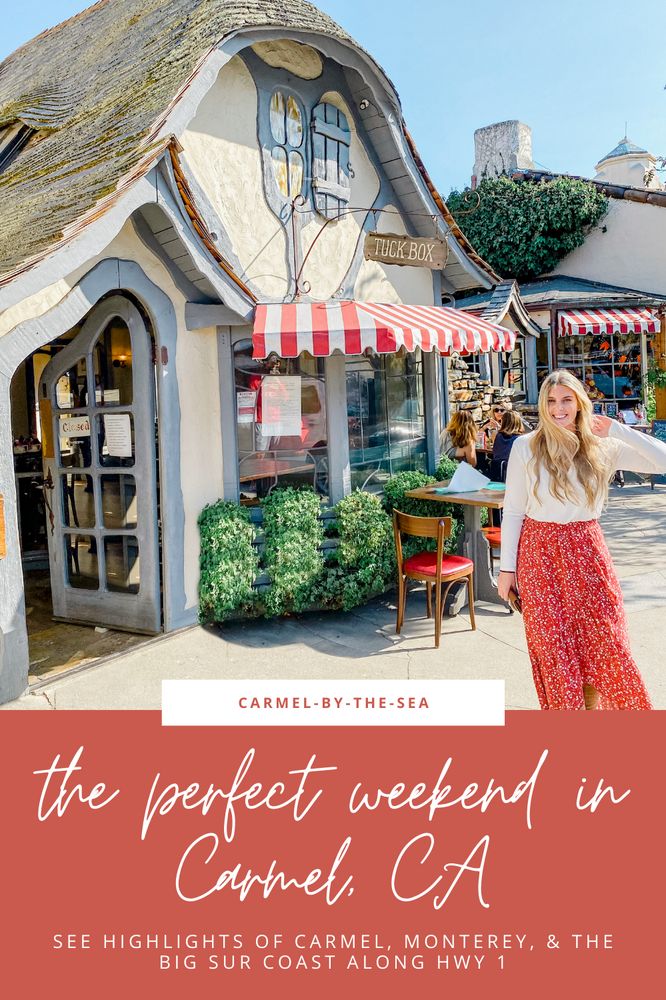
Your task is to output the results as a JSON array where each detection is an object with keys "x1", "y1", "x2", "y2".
[{"x1": 592, "y1": 415, "x2": 666, "y2": 473}]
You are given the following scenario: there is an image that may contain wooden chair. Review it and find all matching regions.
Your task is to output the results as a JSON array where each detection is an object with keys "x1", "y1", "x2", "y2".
[{"x1": 392, "y1": 510, "x2": 476, "y2": 648}]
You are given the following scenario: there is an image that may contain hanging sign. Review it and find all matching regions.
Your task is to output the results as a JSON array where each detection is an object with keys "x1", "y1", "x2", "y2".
[
  {"x1": 364, "y1": 231, "x2": 448, "y2": 269},
  {"x1": 259, "y1": 376, "x2": 302, "y2": 437}
]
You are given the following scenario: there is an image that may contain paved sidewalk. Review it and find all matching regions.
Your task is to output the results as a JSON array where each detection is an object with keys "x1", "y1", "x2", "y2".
[{"x1": 3, "y1": 481, "x2": 666, "y2": 711}]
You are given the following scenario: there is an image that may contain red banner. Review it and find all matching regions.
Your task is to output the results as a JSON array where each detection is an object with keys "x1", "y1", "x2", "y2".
[{"x1": 1, "y1": 712, "x2": 663, "y2": 997}]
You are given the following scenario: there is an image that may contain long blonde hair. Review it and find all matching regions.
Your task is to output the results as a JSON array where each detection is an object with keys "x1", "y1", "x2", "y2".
[
  {"x1": 447, "y1": 409, "x2": 477, "y2": 448},
  {"x1": 531, "y1": 371, "x2": 611, "y2": 506}
]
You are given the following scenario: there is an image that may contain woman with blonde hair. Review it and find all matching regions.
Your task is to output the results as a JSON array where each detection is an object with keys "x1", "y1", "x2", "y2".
[
  {"x1": 498, "y1": 370, "x2": 666, "y2": 710},
  {"x1": 441, "y1": 409, "x2": 478, "y2": 467}
]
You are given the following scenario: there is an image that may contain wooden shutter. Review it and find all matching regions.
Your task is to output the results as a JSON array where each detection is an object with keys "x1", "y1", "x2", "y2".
[{"x1": 311, "y1": 102, "x2": 351, "y2": 218}]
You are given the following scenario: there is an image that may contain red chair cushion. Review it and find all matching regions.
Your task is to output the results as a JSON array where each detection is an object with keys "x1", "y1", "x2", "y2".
[
  {"x1": 483, "y1": 528, "x2": 502, "y2": 548},
  {"x1": 403, "y1": 552, "x2": 474, "y2": 577}
]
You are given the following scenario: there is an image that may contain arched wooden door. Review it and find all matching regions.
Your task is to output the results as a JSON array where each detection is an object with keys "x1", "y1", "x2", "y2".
[{"x1": 39, "y1": 296, "x2": 160, "y2": 633}]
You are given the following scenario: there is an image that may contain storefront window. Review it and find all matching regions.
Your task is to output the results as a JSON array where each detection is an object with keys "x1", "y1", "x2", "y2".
[
  {"x1": 498, "y1": 341, "x2": 526, "y2": 394},
  {"x1": 556, "y1": 331, "x2": 649, "y2": 415},
  {"x1": 536, "y1": 335, "x2": 551, "y2": 388},
  {"x1": 346, "y1": 349, "x2": 426, "y2": 492},
  {"x1": 234, "y1": 341, "x2": 328, "y2": 503}
]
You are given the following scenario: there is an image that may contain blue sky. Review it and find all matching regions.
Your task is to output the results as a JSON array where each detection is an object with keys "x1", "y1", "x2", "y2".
[{"x1": 2, "y1": 0, "x2": 664, "y2": 193}]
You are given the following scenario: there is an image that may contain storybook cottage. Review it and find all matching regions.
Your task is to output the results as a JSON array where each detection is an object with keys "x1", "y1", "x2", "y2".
[{"x1": 0, "y1": 0, "x2": 514, "y2": 701}]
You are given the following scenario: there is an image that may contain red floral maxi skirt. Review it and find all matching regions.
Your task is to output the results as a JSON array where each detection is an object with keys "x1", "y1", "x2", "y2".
[{"x1": 516, "y1": 518, "x2": 652, "y2": 710}]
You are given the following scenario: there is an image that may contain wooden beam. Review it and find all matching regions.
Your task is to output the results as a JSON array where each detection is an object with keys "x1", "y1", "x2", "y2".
[{"x1": 185, "y1": 303, "x2": 252, "y2": 330}]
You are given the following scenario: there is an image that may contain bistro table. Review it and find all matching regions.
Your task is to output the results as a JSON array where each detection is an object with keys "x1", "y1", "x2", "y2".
[
  {"x1": 404, "y1": 482, "x2": 506, "y2": 613},
  {"x1": 239, "y1": 451, "x2": 316, "y2": 493}
]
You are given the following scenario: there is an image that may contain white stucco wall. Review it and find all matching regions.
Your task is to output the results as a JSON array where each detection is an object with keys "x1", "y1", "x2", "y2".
[
  {"x1": 181, "y1": 60, "x2": 438, "y2": 307},
  {"x1": 552, "y1": 198, "x2": 666, "y2": 295},
  {"x1": 250, "y1": 39, "x2": 323, "y2": 79},
  {"x1": 594, "y1": 154, "x2": 661, "y2": 191},
  {"x1": 181, "y1": 56, "x2": 289, "y2": 300},
  {"x1": 353, "y1": 204, "x2": 435, "y2": 304},
  {"x1": 0, "y1": 279, "x2": 76, "y2": 341}
]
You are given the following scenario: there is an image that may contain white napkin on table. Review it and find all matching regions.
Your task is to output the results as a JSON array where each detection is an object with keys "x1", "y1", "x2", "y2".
[{"x1": 436, "y1": 461, "x2": 490, "y2": 494}]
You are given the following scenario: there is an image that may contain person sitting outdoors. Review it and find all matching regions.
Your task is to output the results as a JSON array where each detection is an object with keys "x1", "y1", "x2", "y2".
[
  {"x1": 480, "y1": 403, "x2": 508, "y2": 444},
  {"x1": 441, "y1": 409, "x2": 478, "y2": 467},
  {"x1": 490, "y1": 410, "x2": 524, "y2": 481}
]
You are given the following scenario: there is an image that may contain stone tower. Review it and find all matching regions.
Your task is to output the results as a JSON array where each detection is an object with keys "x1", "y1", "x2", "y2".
[{"x1": 472, "y1": 121, "x2": 534, "y2": 187}]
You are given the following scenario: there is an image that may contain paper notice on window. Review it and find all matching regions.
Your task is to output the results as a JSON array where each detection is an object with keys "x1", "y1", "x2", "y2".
[
  {"x1": 236, "y1": 390, "x2": 257, "y2": 425},
  {"x1": 103, "y1": 413, "x2": 133, "y2": 458},
  {"x1": 259, "y1": 376, "x2": 301, "y2": 437},
  {"x1": 95, "y1": 389, "x2": 120, "y2": 404}
]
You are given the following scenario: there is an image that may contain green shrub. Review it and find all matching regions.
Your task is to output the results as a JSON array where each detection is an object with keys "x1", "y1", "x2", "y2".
[
  {"x1": 435, "y1": 455, "x2": 458, "y2": 482},
  {"x1": 383, "y1": 470, "x2": 438, "y2": 517},
  {"x1": 384, "y1": 470, "x2": 464, "y2": 553},
  {"x1": 198, "y1": 501, "x2": 259, "y2": 624},
  {"x1": 336, "y1": 491, "x2": 396, "y2": 610},
  {"x1": 261, "y1": 488, "x2": 324, "y2": 616}
]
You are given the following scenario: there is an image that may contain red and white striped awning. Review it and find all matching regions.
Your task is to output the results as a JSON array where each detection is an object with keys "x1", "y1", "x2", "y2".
[
  {"x1": 253, "y1": 301, "x2": 516, "y2": 359},
  {"x1": 558, "y1": 307, "x2": 660, "y2": 337}
]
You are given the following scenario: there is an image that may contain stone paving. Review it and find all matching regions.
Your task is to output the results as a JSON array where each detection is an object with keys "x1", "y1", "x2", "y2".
[{"x1": 3, "y1": 481, "x2": 665, "y2": 711}]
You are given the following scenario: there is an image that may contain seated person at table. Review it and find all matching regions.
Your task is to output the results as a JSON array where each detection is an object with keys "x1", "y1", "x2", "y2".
[
  {"x1": 440, "y1": 410, "x2": 477, "y2": 467},
  {"x1": 481, "y1": 403, "x2": 509, "y2": 442},
  {"x1": 490, "y1": 409, "x2": 524, "y2": 481}
]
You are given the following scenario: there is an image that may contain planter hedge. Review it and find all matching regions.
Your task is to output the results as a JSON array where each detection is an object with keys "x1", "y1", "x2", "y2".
[{"x1": 197, "y1": 465, "x2": 469, "y2": 625}]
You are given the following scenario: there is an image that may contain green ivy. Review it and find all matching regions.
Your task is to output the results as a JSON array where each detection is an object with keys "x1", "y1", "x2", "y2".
[
  {"x1": 447, "y1": 176, "x2": 608, "y2": 281},
  {"x1": 645, "y1": 361, "x2": 666, "y2": 390},
  {"x1": 261, "y1": 488, "x2": 324, "y2": 616},
  {"x1": 197, "y1": 501, "x2": 258, "y2": 624}
]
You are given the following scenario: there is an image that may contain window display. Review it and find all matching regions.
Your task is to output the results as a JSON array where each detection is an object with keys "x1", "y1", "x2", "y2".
[
  {"x1": 556, "y1": 331, "x2": 650, "y2": 415},
  {"x1": 345, "y1": 348, "x2": 426, "y2": 491},
  {"x1": 234, "y1": 341, "x2": 328, "y2": 502}
]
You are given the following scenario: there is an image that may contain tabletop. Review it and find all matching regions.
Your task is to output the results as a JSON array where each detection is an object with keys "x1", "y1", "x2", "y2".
[
  {"x1": 405, "y1": 483, "x2": 505, "y2": 510},
  {"x1": 239, "y1": 455, "x2": 315, "y2": 482}
]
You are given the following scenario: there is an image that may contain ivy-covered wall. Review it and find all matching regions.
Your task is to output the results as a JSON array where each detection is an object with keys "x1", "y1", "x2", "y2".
[{"x1": 447, "y1": 176, "x2": 608, "y2": 282}]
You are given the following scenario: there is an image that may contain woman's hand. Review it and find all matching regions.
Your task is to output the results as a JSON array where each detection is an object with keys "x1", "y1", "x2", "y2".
[
  {"x1": 591, "y1": 414, "x2": 612, "y2": 438},
  {"x1": 497, "y1": 571, "x2": 516, "y2": 602}
]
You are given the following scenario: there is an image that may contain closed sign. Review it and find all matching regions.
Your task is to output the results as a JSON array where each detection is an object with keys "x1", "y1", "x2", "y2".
[{"x1": 59, "y1": 415, "x2": 91, "y2": 437}]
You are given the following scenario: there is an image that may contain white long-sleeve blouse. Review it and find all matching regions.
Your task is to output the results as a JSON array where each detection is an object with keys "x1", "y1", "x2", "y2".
[{"x1": 499, "y1": 422, "x2": 666, "y2": 572}]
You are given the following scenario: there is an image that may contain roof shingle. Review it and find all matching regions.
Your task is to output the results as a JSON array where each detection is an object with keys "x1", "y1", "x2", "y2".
[{"x1": 0, "y1": 0, "x2": 355, "y2": 284}]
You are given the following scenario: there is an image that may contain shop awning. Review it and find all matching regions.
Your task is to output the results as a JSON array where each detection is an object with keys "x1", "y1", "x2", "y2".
[
  {"x1": 558, "y1": 307, "x2": 661, "y2": 337},
  {"x1": 253, "y1": 301, "x2": 516, "y2": 359}
]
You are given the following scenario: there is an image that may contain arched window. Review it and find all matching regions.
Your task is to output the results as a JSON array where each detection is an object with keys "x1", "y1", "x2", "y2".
[
  {"x1": 311, "y1": 101, "x2": 351, "y2": 218},
  {"x1": 268, "y1": 91, "x2": 304, "y2": 200}
]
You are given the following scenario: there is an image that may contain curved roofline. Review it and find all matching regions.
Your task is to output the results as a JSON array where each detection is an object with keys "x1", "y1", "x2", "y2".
[
  {"x1": 151, "y1": 26, "x2": 498, "y2": 289},
  {"x1": 0, "y1": 3, "x2": 497, "y2": 301}
]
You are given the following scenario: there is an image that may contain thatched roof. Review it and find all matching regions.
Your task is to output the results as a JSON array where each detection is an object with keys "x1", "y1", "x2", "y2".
[{"x1": 0, "y1": 0, "x2": 356, "y2": 284}]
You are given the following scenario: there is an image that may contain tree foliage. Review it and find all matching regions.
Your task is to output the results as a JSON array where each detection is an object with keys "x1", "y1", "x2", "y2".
[{"x1": 447, "y1": 176, "x2": 608, "y2": 282}]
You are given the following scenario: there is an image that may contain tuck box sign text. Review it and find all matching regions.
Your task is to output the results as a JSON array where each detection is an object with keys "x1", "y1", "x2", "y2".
[{"x1": 363, "y1": 231, "x2": 448, "y2": 269}]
